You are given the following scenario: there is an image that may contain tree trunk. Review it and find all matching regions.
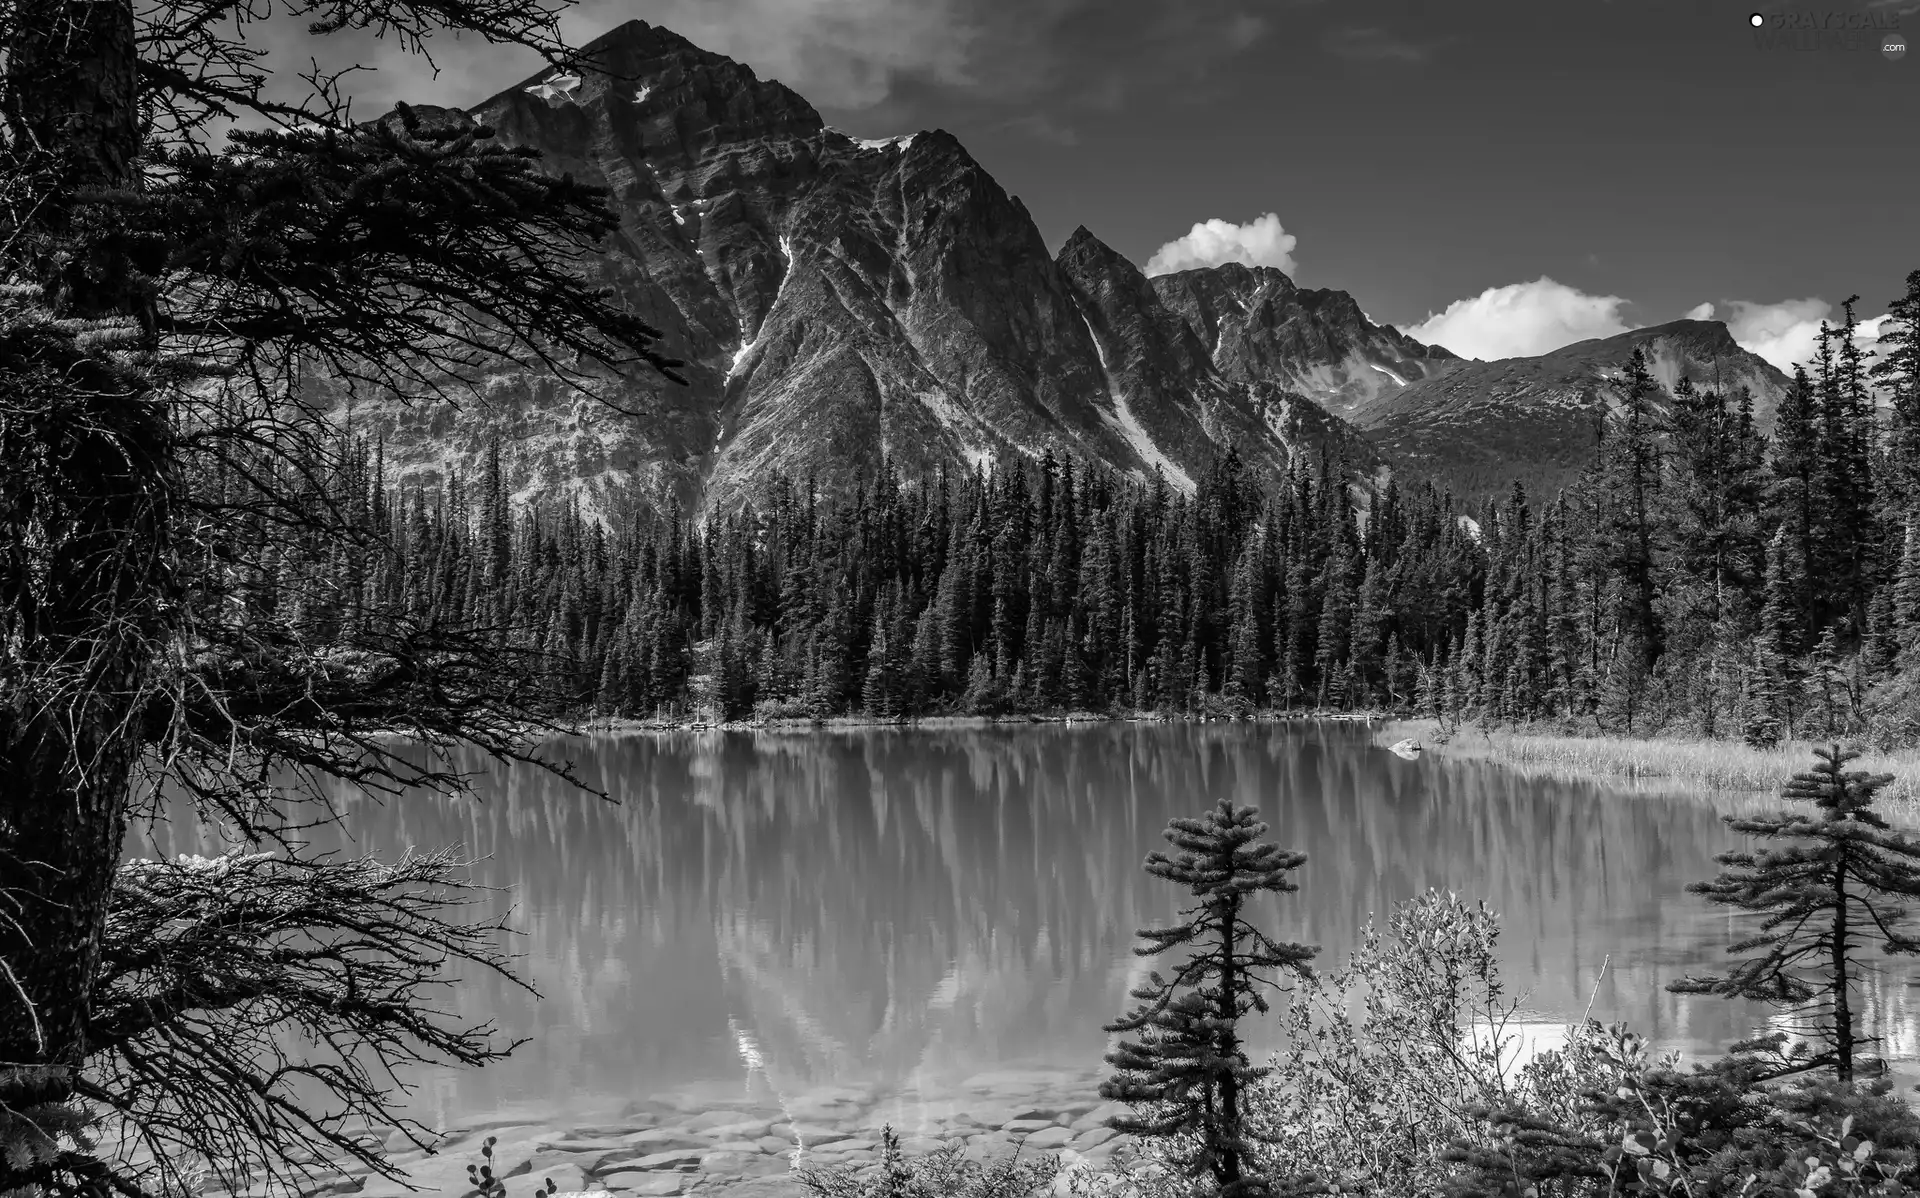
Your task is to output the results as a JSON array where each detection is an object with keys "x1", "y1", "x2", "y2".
[
  {"x1": 1215, "y1": 893, "x2": 1244, "y2": 1194},
  {"x1": 0, "y1": 0, "x2": 164, "y2": 1176},
  {"x1": 1833, "y1": 856, "x2": 1855, "y2": 1082}
]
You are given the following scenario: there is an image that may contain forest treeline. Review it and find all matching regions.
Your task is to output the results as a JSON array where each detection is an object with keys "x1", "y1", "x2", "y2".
[{"x1": 268, "y1": 281, "x2": 1920, "y2": 747}]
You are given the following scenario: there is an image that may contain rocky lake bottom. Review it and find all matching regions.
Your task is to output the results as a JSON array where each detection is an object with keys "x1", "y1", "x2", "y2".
[{"x1": 227, "y1": 1066, "x2": 1139, "y2": 1198}]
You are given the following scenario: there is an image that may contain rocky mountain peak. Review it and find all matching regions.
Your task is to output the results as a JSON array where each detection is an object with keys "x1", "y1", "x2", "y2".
[
  {"x1": 470, "y1": 19, "x2": 825, "y2": 176},
  {"x1": 343, "y1": 19, "x2": 1764, "y2": 524},
  {"x1": 1148, "y1": 261, "x2": 1456, "y2": 422}
]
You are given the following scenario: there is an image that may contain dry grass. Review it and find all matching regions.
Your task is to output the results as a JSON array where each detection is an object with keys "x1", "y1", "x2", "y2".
[{"x1": 1377, "y1": 719, "x2": 1920, "y2": 826}]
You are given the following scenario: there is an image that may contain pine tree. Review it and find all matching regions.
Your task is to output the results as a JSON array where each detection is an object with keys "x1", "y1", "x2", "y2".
[
  {"x1": 1601, "y1": 346, "x2": 1664, "y2": 681},
  {"x1": 1669, "y1": 746, "x2": 1920, "y2": 1082},
  {"x1": 1872, "y1": 270, "x2": 1920, "y2": 520},
  {"x1": 1224, "y1": 543, "x2": 1266, "y2": 712},
  {"x1": 1895, "y1": 526, "x2": 1920, "y2": 663},
  {"x1": 1101, "y1": 800, "x2": 1319, "y2": 1198},
  {"x1": 1771, "y1": 364, "x2": 1822, "y2": 650},
  {"x1": 1814, "y1": 302, "x2": 1879, "y2": 641}
]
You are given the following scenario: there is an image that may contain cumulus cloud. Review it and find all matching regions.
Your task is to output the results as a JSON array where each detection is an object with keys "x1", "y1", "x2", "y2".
[
  {"x1": 1719, "y1": 298, "x2": 1832, "y2": 373},
  {"x1": 1398, "y1": 278, "x2": 1635, "y2": 361},
  {"x1": 1719, "y1": 298, "x2": 1891, "y2": 374},
  {"x1": 1683, "y1": 301, "x2": 1716, "y2": 321},
  {"x1": 1144, "y1": 213, "x2": 1298, "y2": 277}
]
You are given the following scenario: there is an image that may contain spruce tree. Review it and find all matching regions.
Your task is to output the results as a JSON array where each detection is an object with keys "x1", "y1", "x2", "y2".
[
  {"x1": 1101, "y1": 799, "x2": 1319, "y2": 1198},
  {"x1": 1601, "y1": 346, "x2": 1664, "y2": 680},
  {"x1": 1872, "y1": 270, "x2": 1920, "y2": 518},
  {"x1": 1669, "y1": 745, "x2": 1920, "y2": 1081},
  {"x1": 1814, "y1": 301, "x2": 1879, "y2": 640}
]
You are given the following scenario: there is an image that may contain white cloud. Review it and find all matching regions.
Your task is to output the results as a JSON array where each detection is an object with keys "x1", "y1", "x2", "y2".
[
  {"x1": 1673, "y1": 297, "x2": 1889, "y2": 376},
  {"x1": 1721, "y1": 298, "x2": 1832, "y2": 373},
  {"x1": 1144, "y1": 213, "x2": 1298, "y2": 277},
  {"x1": 1683, "y1": 301, "x2": 1715, "y2": 321},
  {"x1": 1397, "y1": 277, "x2": 1634, "y2": 361}
]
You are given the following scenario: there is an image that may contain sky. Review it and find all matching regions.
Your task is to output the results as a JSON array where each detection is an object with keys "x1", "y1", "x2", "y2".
[{"x1": 246, "y1": 0, "x2": 1917, "y2": 366}]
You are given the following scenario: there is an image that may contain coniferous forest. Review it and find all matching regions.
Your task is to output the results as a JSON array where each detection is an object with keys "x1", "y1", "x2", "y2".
[{"x1": 284, "y1": 280, "x2": 1920, "y2": 748}]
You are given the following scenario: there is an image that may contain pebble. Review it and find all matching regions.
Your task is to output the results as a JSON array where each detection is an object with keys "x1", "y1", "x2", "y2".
[
  {"x1": 1070, "y1": 1102, "x2": 1133, "y2": 1132},
  {"x1": 684, "y1": 1111, "x2": 763, "y2": 1132},
  {"x1": 600, "y1": 1149, "x2": 705, "y2": 1175},
  {"x1": 620, "y1": 1131, "x2": 710, "y2": 1153},
  {"x1": 537, "y1": 1139, "x2": 631, "y2": 1155}
]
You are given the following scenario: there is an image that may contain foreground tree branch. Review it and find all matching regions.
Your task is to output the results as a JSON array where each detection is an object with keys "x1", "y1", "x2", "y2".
[
  {"x1": 81, "y1": 850, "x2": 529, "y2": 1198},
  {"x1": 0, "y1": 0, "x2": 685, "y2": 1187}
]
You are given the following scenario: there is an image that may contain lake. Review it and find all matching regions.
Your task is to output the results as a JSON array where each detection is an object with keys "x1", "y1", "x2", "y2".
[{"x1": 130, "y1": 719, "x2": 1920, "y2": 1133}]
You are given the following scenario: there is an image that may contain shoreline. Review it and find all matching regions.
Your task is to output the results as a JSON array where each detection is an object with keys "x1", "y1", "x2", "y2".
[
  {"x1": 1376, "y1": 718, "x2": 1920, "y2": 821},
  {"x1": 571, "y1": 708, "x2": 1400, "y2": 735}
]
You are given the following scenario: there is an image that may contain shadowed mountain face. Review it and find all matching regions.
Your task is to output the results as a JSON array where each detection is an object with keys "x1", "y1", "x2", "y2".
[
  {"x1": 1150, "y1": 263, "x2": 1459, "y2": 422},
  {"x1": 335, "y1": 20, "x2": 1795, "y2": 520},
  {"x1": 1348, "y1": 320, "x2": 1795, "y2": 508},
  {"x1": 338, "y1": 20, "x2": 1407, "y2": 518}
]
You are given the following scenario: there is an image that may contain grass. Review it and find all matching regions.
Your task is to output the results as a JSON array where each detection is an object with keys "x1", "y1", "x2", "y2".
[{"x1": 1378, "y1": 718, "x2": 1920, "y2": 826}]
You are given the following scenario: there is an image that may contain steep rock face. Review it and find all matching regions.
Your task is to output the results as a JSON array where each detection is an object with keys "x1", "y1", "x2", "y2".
[
  {"x1": 339, "y1": 20, "x2": 1376, "y2": 517},
  {"x1": 1352, "y1": 320, "x2": 1794, "y2": 506},
  {"x1": 1055, "y1": 229, "x2": 1378, "y2": 488},
  {"x1": 1150, "y1": 264, "x2": 1458, "y2": 421}
]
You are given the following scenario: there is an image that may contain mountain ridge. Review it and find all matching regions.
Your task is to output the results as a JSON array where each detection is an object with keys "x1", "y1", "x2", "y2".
[
  {"x1": 336, "y1": 18, "x2": 1797, "y2": 519},
  {"x1": 1353, "y1": 318, "x2": 1795, "y2": 505}
]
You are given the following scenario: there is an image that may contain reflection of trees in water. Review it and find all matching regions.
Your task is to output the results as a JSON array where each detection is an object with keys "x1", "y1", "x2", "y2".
[{"x1": 126, "y1": 725, "x2": 1920, "y2": 1124}]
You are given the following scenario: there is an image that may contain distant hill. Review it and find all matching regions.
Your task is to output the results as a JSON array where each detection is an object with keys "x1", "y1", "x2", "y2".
[{"x1": 1347, "y1": 320, "x2": 1794, "y2": 507}]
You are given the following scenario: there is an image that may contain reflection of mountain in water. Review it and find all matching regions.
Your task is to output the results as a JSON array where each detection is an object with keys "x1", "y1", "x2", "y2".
[{"x1": 129, "y1": 723, "x2": 1920, "y2": 1127}]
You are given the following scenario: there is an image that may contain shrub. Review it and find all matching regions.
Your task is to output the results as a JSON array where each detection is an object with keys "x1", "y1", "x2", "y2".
[
  {"x1": 1441, "y1": 1026, "x2": 1920, "y2": 1196},
  {"x1": 792, "y1": 1126, "x2": 1061, "y2": 1198},
  {"x1": 1246, "y1": 889, "x2": 1593, "y2": 1196}
]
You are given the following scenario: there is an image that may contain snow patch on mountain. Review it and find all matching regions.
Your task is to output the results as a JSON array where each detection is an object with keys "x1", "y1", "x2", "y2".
[
  {"x1": 916, "y1": 386, "x2": 993, "y2": 473},
  {"x1": 1370, "y1": 363, "x2": 1407, "y2": 387},
  {"x1": 825, "y1": 127, "x2": 919, "y2": 152},
  {"x1": 1078, "y1": 311, "x2": 1195, "y2": 494},
  {"x1": 728, "y1": 237, "x2": 798, "y2": 380}
]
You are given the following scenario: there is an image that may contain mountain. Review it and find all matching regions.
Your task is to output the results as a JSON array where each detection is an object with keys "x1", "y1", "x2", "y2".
[
  {"x1": 1149, "y1": 263, "x2": 1459, "y2": 421},
  {"x1": 334, "y1": 20, "x2": 1795, "y2": 521},
  {"x1": 340, "y1": 20, "x2": 1404, "y2": 518},
  {"x1": 1347, "y1": 320, "x2": 1795, "y2": 506}
]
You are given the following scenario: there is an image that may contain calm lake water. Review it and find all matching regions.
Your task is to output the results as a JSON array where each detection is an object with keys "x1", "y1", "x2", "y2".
[{"x1": 130, "y1": 720, "x2": 1920, "y2": 1129}]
